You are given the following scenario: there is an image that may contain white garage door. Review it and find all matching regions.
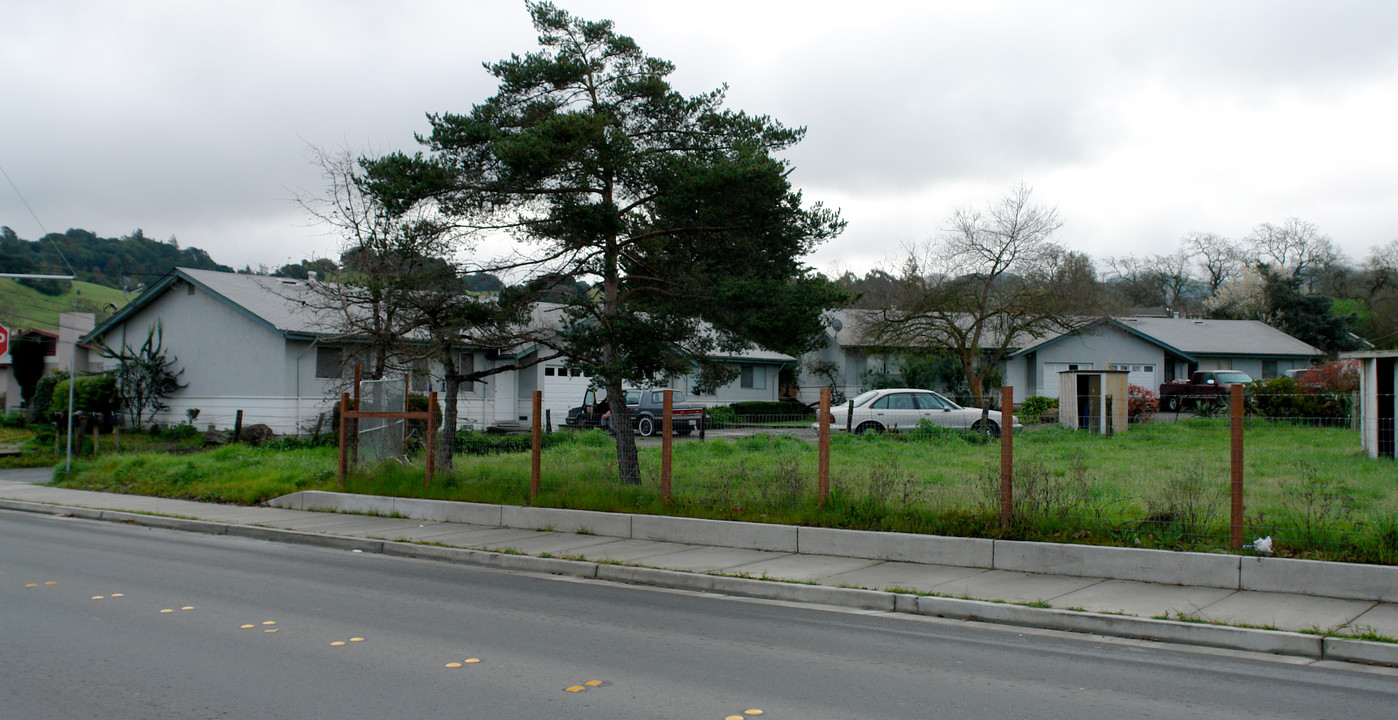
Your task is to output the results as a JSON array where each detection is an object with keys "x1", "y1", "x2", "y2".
[
  {"x1": 1109, "y1": 364, "x2": 1157, "y2": 390},
  {"x1": 542, "y1": 364, "x2": 593, "y2": 423},
  {"x1": 1041, "y1": 362, "x2": 1092, "y2": 398}
]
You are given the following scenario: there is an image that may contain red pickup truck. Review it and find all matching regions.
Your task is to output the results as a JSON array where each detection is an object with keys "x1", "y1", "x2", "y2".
[{"x1": 1159, "y1": 371, "x2": 1252, "y2": 412}]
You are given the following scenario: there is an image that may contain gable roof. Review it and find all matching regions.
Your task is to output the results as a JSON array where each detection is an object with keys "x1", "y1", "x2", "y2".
[{"x1": 1010, "y1": 316, "x2": 1324, "y2": 360}]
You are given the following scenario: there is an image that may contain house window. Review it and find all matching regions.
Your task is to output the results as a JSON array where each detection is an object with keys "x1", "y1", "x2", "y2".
[
  {"x1": 411, "y1": 359, "x2": 429, "y2": 393},
  {"x1": 459, "y1": 352, "x2": 476, "y2": 393},
  {"x1": 315, "y1": 347, "x2": 343, "y2": 379},
  {"x1": 545, "y1": 367, "x2": 555, "y2": 376},
  {"x1": 740, "y1": 365, "x2": 765, "y2": 389},
  {"x1": 186, "y1": 284, "x2": 195, "y2": 296},
  {"x1": 1262, "y1": 360, "x2": 1278, "y2": 379}
]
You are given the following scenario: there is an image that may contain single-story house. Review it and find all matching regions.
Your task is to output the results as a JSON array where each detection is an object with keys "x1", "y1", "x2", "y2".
[
  {"x1": 796, "y1": 311, "x2": 1325, "y2": 406},
  {"x1": 83, "y1": 268, "x2": 792, "y2": 434}
]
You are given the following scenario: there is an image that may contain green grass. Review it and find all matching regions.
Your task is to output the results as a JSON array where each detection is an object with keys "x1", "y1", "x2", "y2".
[
  {"x1": 42, "y1": 420, "x2": 1398, "y2": 564},
  {"x1": 0, "y1": 278, "x2": 128, "y2": 332}
]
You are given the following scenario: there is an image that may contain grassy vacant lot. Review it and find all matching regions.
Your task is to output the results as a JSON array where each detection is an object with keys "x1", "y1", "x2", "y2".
[{"x1": 43, "y1": 419, "x2": 1398, "y2": 563}]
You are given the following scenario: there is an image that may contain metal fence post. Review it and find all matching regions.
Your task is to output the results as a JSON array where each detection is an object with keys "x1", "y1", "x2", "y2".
[
  {"x1": 1105, "y1": 394, "x2": 1114, "y2": 438},
  {"x1": 818, "y1": 388, "x2": 831, "y2": 504},
  {"x1": 337, "y1": 392, "x2": 349, "y2": 486},
  {"x1": 845, "y1": 399, "x2": 854, "y2": 434},
  {"x1": 425, "y1": 391, "x2": 437, "y2": 487},
  {"x1": 1230, "y1": 383, "x2": 1245, "y2": 549},
  {"x1": 1000, "y1": 385, "x2": 1014, "y2": 530},
  {"x1": 531, "y1": 390, "x2": 542, "y2": 502}
]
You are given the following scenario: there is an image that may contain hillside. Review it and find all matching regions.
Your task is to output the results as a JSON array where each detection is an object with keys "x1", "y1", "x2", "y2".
[
  {"x1": 0, "y1": 227, "x2": 231, "y2": 290},
  {"x1": 0, "y1": 279, "x2": 129, "y2": 333}
]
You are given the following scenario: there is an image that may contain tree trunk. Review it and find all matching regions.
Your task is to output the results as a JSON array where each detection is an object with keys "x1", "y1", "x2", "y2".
[
  {"x1": 607, "y1": 378, "x2": 641, "y2": 485},
  {"x1": 436, "y1": 346, "x2": 458, "y2": 472}
]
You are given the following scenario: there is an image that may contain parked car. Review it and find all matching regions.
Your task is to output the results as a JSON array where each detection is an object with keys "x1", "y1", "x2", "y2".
[
  {"x1": 813, "y1": 388, "x2": 1021, "y2": 437},
  {"x1": 564, "y1": 387, "x2": 705, "y2": 437},
  {"x1": 1158, "y1": 371, "x2": 1253, "y2": 411}
]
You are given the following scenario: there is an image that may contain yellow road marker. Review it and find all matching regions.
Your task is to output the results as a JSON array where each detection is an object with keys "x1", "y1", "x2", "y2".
[
  {"x1": 180, "y1": 606, "x2": 195, "y2": 611},
  {"x1": 44, "y1": 581, "x2": 57, "y2": 585},
  {"x1": 564, "y1": 686, "x2": 586, "y2": 693},
  {"x1": 464, "y1": 658, "x2": 480, "y2": 664},
  {"x1": 25, "y1": 584, "x2": 38, "y2": 588},
  {"x1": 264, "y1": 629, "x2": 279, "y2": 633},
  {"x1": 745, "y1": 711, "x2": 764, "y2": 716},
  {"x1": 445, "y1": 662, "x2": 462, "y2": 668},
  {"x1": 584, "y1": 680, "x2": 603, "y2": 687},
  {"x1": 262, "y1": 621, "x2": 276, "y2": 626},
  {"x1": 111, "y1": 593, "x2": 124, "y2": 598},
  {"x1": 331, "y1": 641, "x2": 346, "y2": 646},
  {"x1": 91, "y1": 596, "x2": 105, "y2": 600},
  {"x1": 160, "y1": 609, "x2": 174, "y2": 613},
  {"x1": 240, "y1": 624, "x2": 255, "y2": 629},
  {"x1": 349, "y1": 637, "x2": 364, "y2": 642},
  {"x1": 727, "y1": 716, "x2": 744, "y2": 720}
]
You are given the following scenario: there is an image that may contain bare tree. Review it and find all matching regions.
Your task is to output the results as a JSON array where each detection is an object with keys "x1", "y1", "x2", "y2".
[
  {"x1": 868, "y1": 184, "x2": 1097, "y2": 429},
  {"x1": 1183, "y1": 231, "x2": 1242, "y2": 298},
  {"x1": 1246, "y1": 218, "x2": 1344, "y2": 287}
]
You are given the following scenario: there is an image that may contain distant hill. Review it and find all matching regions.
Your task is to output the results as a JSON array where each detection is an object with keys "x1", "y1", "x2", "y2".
[
  {"x1": 0, "y1": 278, "x2": 129, "y2": 333},
  {"x1": 0, "y1": 226, "x2": 231, "y2": 291}
]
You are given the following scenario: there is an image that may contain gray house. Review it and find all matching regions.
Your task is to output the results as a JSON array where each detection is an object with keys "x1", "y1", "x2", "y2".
[
  {"x1": 798, "y1": 311, "x2": 1325, "y2": 406},
  {"x1": 84, "y1": 268, "x2": 791, "y2": 434}
]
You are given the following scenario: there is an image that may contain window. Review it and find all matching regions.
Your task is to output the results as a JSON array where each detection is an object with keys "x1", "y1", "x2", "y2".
[
  {"x1": 315, "y1": 347, "x2": 343, "y2": 379},
  {"x1": 915, "y1": 393, "x2": 948, "y2": 410},
  {"x1": 740, "y1": 365, "x2": 765, "y2": 389},
  {"x1": 1262, "y1": 360, "x2": 1278, "y2": 379},
  {"x1": 410, "y1": 359, "x2": 430, "y2": 393},
  {"x1": 544, "y1": 367, "x2": 555, "y2": 376}
]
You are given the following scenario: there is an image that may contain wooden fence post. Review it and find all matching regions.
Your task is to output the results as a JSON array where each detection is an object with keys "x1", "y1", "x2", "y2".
[
  {"x1": 1230, "y1": 383, "x2": 1245, "y2": 549},
  {"x1": 530, "y1": 390, "x2": 542, "y2": 502},
  {"x1": 338, "y1": 392, "x2": 349, "y2": 486},
  {"x1": 233, "y1": 409, "x2": 243, "y2": 443},
  {"x1": 1000, "y1": 386, "x2": 1014, "y2": 530},
  {"x1": 818, "y1": 388, "x2": 831, "y2": 504},
  {"x1": 661, "y1": 391, "x2": 673, "y2": 501},
  {"x1": 424, "y1": 392, "x2": 438, "y2": 487}
]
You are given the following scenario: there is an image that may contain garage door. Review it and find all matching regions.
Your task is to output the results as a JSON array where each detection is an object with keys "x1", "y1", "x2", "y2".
[
  {"x1": 1041, "y1": 363, "x2": 1091, "y2": 398},
  {"x1": 1109, "y1": 364, "x2": 1157, "y2": 390},
  {"x1": 542, "y1": 365, "x2": 593, "y2": 424}
]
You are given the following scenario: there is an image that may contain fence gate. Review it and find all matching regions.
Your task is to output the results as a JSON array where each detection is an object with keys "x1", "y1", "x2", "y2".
[{"x1": 338, "y1": 365, "x2": 438, "y2": 486}]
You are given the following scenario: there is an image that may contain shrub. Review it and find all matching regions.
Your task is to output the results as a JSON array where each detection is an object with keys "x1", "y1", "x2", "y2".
[
  {"x1": 51, "y1": 374, "x2": 119, "y2": 414},
  {"x1": 27, "y1": 371, "x2": 69, "y2": 422},
  {"x1": 1295, "y1": 359, "x2": 1360, "y2": 394},
  {"x1": 453, "y1": 430, "x2": 569, "y2": 455},
  {"x1": 724, "y1": 400, "x2": 812, "y2": 420},
  {"x1": 1246, "y1": 376, "x2": 1352, "y2": 421},
  {"x1": 164, "y1": 424, "x2": 200, "y2": 440},
  {"x1": 1127, "y1": 384, "x2": 1158, "y2": 421},
  {"x1": 1017, "y1": 395, "x2": 1058, "y2": 423}
]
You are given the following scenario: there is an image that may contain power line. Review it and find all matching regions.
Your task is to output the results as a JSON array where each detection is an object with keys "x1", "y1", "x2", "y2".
[{"x1": 0, "y1": 163, "x2": 49, "y2": 238}]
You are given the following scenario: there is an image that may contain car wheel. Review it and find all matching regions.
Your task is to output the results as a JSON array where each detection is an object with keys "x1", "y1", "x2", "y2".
[
  {"x1": 637, "y1": 416, "x2": 656, "y2": 437},
  {"x1": 854, "y1": 421, "x2": 884, "y2": 435},
  {"x1": 972, "y1": 420, "x2": 1000, "y2": 438},
  {"x1": 1164, "y1": 395, "x2": 1180, "y2": 412}
]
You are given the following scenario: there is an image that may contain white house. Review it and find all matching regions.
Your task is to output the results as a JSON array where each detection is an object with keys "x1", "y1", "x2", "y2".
[{"x1": 83, "y1": 268, "x2": 793, "y2": 434}]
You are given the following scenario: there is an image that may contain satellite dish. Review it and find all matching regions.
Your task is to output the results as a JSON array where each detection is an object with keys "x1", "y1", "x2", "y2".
[{"x1": 831, "y1": 318, "x2": 843, "y2": 332}]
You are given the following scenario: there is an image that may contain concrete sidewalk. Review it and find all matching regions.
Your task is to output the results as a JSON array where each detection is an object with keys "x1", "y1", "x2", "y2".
[{"x1": 2, "y1": 471, "x2": 1396, "y2": 667}]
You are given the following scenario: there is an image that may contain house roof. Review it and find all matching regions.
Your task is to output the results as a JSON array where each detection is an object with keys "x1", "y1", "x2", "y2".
[
  {"x1": 85, "y1": 268, "x2": 795, "y2": 364},
  {"x1": 1010, "y1": 316, "x2": 1324, "y2": 360}
]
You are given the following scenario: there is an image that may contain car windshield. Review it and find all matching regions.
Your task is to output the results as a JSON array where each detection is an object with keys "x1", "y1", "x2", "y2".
[
  {"x1": 1216, "y1": 372, "x2": 1251, "y2": 384},
  {"x1": 850, "y1": 390, "x2": 881, "y2": 407}
]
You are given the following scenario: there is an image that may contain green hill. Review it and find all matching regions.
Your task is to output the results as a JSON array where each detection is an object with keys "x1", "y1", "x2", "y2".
[{"x1": 0, "y1": 279, "x2": 129, "y2": 333}]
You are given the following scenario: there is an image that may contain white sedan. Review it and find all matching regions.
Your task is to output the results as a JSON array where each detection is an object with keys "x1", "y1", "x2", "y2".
[{"x1": 816, "y1": 388, "x2": 1022, "y2": 437}]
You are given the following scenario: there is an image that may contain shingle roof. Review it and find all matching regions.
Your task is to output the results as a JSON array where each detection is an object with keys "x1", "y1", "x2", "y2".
[{"x1": 1114, "y1": 317, "x2": 1322, "y2": 357}]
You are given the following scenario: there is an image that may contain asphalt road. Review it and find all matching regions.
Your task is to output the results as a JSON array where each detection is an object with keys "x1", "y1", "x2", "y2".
[{"x1": 4, "y1": 510, "x2": 1395, "y2": 720}]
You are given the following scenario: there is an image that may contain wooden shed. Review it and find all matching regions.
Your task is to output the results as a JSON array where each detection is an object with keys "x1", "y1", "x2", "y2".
[
  {"x1": 1058, "y1": 369, "x2": 1130, "y2": 435},
  {"x1": 1343, "y1": 350, "x2": 1396, "y2": 459}
]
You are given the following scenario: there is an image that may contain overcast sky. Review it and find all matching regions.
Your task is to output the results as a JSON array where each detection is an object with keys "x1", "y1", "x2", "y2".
[{"x1": 3, "y1": 0, "x2": 1397, "y2": 279}]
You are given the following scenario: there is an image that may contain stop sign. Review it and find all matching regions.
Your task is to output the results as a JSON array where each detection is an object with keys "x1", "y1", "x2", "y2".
[{"x1": 0, "y1": 325, "x2": 8, "y2": 357}]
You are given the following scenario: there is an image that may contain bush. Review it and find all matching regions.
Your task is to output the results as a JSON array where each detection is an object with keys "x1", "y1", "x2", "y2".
[
  {"x1": 724, "y1": 400, "x2": 812, "y2": 420},
  {"x1": 1017, "y1": 395, "x2": 1058, "y2": 423},
  {"x1": 163, "y1": 424, "x2": 200, "y2": 440},
  {"x1": 453, "y1": 430, "x2": 569, "y2": 455},
  {"x1": 0, "y1": 410, "x2": 26, "y2": 429},
  {"x1": 27, "y1": 371, "x2": 69, "y2": 422},
  {"x1": 1246, "y1": 376, "x2": 1353, "y2": 421},
  {"x1": 51, "y1": 374, "x2": 119, "y2": 414},
  {"x1": 1127, "y1": 384, "x2": 1158, "y2": 421}
]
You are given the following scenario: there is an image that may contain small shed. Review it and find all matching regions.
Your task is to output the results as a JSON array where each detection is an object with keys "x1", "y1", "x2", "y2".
[
  {"x1": 1343, "y1": 350, "x2": 1396, "y2": 459},
  {"x1": 1058, "y1": 369, "x2": 1130, "y2": 435}
]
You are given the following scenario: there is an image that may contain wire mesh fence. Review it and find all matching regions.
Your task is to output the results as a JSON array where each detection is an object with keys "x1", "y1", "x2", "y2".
[{"x1": 405, "y1": 387, "x2": 1396, "y2": 563}]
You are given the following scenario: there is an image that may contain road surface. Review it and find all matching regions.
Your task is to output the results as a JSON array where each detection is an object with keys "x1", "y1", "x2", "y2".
[{"x1": 3, "y1": 510, "x2": 1394, "y2": 719}]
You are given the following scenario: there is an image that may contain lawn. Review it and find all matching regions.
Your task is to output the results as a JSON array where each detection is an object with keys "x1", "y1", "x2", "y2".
[{"x1": 44, "y1": 418, "x2": 1398, "y2": 563}]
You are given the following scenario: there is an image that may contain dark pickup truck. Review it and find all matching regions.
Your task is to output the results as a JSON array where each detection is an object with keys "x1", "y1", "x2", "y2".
[
  {"x1": 1159, "y1": 370, "x2": 1252, "y2": 411},
  {"x1": 564, "y1": 387, "x2": 705, "y2": 437}
]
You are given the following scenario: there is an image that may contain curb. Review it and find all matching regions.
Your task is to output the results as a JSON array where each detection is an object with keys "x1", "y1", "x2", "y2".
[{"x1": 4, "y1": 497, "x2": 1397, "y2": 668}]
